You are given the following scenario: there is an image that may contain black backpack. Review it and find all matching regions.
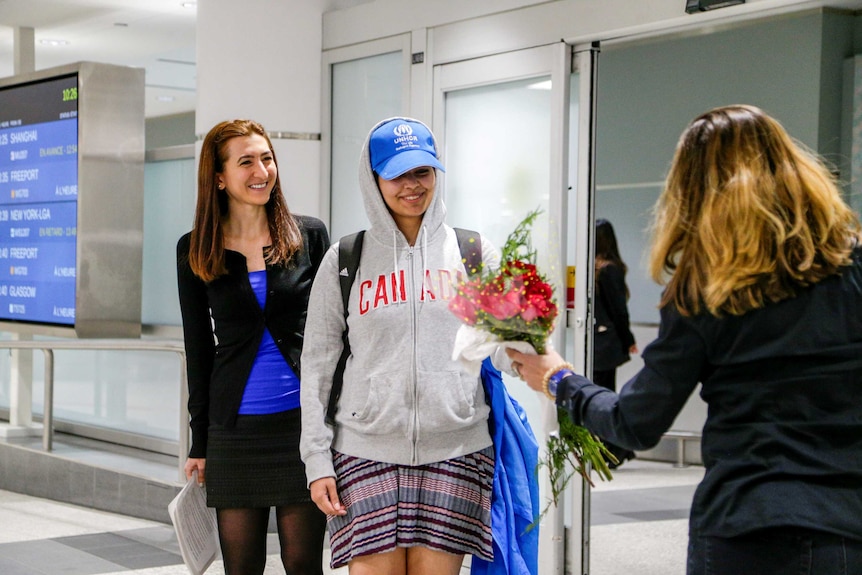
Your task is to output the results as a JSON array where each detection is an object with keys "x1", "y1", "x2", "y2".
[{"x1": 324, "y1": 228, "x2": 482, "y2": 426}]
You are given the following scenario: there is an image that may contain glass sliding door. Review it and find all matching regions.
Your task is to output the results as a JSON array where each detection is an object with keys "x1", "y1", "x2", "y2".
[
  {"x1": 324, "y1": 36, "x2": 410, "y2": 239},
  {"x1": 443, "y1": 77, "x2": 551, "y2": 246},
  {"x1": 569, "y1": 43, "x2": 601, "y2": 575},
  {"x1": 433, "y1": 43, "x2": 583, "y2": 575}
]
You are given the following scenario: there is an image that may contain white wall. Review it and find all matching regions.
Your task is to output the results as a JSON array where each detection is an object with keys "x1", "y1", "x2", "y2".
[
  {"x1": 323, "y1": 0, "x2": 844, "y2": 59},
  {"x1": 196, "y1": 0, "x2": 325, "y2": 218}
]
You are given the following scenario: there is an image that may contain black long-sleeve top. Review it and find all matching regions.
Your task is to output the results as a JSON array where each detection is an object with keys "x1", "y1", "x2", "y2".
[
  {"x1": 559, "y1": 245, "x2": 862, "y2": 541},
  {"x1": 176, "y1": 215, "x2": 330, "y2": 458}
]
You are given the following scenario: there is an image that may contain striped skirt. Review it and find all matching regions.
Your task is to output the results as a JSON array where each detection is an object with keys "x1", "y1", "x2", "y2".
[{"x1": 327, "y1": 447, "x2": 494, "y2": 569}]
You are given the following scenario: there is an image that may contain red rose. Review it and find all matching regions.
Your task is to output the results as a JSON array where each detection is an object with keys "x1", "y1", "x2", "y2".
[
  {"x1": 509, "y1": 260, "x2": 538, "y2": 275},
  {"x1": 479, "y1": 283, "x2": 522, "y2": 321},
  {"x1": 525, "y1": 278, "x2": 553, "y2": 300},
  {"x1": 449, "y1": 294, "x2": 479, "y2": 325}
]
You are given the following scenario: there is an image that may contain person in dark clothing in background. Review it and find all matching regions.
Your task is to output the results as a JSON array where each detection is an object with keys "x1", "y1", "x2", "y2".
[
  {"x1": 592, "y1": 218, "x2": 638, "y2": 467},
  {"x1": 508, "y1": 105, "x2": 862, "y2": 575}
]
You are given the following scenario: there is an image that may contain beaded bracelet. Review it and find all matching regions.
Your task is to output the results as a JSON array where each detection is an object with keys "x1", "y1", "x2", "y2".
[{"x1": 541, "y1": 362, "x2": 574, "y2": 399}]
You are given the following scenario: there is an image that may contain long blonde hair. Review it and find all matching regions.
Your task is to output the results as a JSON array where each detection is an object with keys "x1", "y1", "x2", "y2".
[{"x1": 650, "y1": 105, "x2": 861, "y2": 317}]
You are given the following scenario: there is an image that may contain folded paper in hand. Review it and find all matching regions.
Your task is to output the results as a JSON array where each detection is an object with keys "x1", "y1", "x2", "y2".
[{"x1": 168, "y1": 472, "x2": 219, "y2": 575}]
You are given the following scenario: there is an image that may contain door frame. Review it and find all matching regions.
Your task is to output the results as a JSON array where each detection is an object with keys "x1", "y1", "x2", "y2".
[{"x1": 431, "y1": 40, "x2": 601, "y2": 574}]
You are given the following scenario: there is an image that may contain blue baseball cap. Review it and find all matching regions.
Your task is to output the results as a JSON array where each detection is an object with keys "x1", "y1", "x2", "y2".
[{"x1": 369, "y1": 119, "x2": 445, "y2": 180}]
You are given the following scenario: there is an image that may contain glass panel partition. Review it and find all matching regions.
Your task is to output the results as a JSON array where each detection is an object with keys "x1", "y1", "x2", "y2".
[
  {"x1": 443, "y1": 76, "x2": 552, "y2": 428},
  {"x1": 330, "y1": 51, "x2": 402, "y2": 239},
  {"x1": 142, "y1": 156, "x2": 196, "y2": 326}
]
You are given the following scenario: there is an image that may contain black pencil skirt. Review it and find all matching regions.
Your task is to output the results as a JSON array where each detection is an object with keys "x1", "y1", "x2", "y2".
[{"x1": 204, "y1": 408, "x2": 311, "y2": 508}]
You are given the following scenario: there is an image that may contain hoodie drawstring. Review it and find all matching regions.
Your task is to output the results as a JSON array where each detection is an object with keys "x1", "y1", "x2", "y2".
[
  {"x1": 420, "y1": 226, "x2": 428, "y2": 287},
  {"x1": 392, "y1": 230, "x2": 399, "y2": 278}
]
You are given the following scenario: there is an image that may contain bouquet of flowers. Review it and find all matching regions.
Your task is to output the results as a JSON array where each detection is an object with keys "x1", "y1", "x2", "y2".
[
  {"x1": 449, "y1": 209, "x2": 615, "y2": 516},
  {"x1": 449, "y1": 209, "x2": 557, "y2": 354}
]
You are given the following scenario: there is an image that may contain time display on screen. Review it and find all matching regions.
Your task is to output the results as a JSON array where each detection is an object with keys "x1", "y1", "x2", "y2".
[{"x1": 0, "y1": 74, "x2": 79, "y2": 326}]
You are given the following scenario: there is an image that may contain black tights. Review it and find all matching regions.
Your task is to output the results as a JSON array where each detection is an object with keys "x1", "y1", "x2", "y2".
[{"x1": 216, "y1": 502, "x2": 326, "y2": 575}]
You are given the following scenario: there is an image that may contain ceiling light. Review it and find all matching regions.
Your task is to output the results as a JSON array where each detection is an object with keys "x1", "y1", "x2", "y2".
[
  {"x1": 526, "y1": 80, "x2": 552, "y2": 90},
  {"x1": 40, "y1": 39, "x2": 69, "y2": 47},
  {"x1": 181, "y1": 2, "x2": 197, "y2": 8}
]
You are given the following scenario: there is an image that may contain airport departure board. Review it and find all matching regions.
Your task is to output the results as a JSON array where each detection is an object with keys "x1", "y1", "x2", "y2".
[
  {"x1": 0, "y1": 62, "x2": 144, "y2": 338},
  {"x1": 0, "y1": 74, "x2": 79, "y2": 326}
]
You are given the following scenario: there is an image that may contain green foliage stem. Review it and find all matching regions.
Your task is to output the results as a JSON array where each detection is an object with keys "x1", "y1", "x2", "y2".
[
  {"x1": 499, "y1": 208, "x2": 541, "y2": 268},
  {"x1": 534, "y1": 408, "x2": 617, "y2": 524}
]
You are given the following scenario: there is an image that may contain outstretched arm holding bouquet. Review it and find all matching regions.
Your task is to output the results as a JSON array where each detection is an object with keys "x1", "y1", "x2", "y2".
[
  {"x1": 507, "y1": 343, "x2": 683, "y2": 455},
  {"x1": 512, "y1": 105, "x2": 862, "y2": 575},
  {"x1": 449, "y1": 209, "x2": 617, "y2": 514}
]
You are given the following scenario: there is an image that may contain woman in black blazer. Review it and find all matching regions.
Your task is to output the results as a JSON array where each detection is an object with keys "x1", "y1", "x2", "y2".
[
  {"x1": 593, "y1": 219, "x2": 638, "y2": 390},
  {"x1": 177, "y1": 119, "x2": 329, "y2": 575}
]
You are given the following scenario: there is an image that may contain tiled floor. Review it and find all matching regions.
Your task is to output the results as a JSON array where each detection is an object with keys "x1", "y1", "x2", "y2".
[{"x1": 0, "y1": 458, "x2": 704, "y2": 575}]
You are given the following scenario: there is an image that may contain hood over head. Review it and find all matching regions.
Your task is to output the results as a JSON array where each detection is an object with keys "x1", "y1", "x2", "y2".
[{"x1": 359, "y1": 116, "x2": 447, "y2": 246}]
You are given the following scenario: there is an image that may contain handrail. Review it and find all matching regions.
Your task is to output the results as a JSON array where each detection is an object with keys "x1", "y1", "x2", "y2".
[
  {"x1": 662, "y1": 430, "x2": 702, "y2": 468},
  {"x1": 0, "y1": 338, "x2": 187, "y2": 481}
]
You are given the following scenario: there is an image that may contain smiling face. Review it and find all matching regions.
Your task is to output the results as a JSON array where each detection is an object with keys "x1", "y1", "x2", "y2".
[
  {"x1": 216, "y1": 134, "x2": 277, "y2": 209},
  {"x1": 376, "y1": 166, "x2": 436, "y2": 242}
]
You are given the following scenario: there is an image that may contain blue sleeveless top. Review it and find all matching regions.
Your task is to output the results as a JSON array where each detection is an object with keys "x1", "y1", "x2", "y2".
[{"x1": 238, "y1": 270, "x2": 300, "y2": 414}]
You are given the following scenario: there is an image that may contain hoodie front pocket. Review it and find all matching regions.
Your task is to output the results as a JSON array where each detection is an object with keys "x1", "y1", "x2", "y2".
[
  {"x1": 347, "y1": 371, "x2": 410, "y2": 436},
  {"x1": 415, "y1": 369, "x2": 476, "y2": 433}
]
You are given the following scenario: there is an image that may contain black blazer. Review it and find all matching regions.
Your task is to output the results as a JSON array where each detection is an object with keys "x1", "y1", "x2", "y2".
[{"x1": 176, "y1": 215, "x2": 330, "y2": 458}]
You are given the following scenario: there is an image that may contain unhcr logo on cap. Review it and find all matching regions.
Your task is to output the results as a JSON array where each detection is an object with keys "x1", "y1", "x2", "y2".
[
  {"x1": 369, "y1": 117, "x2": 445, "y2": 179},
  {"x1": 393, "y1": 123, "x2": 413, "y2": 137},
  {"x1": 392, "y1": 123, "x2": 419, "y2": 149}
]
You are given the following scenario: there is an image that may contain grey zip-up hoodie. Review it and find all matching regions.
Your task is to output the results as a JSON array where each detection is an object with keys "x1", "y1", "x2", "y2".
[{"x1": 300, "y1": 117, "x2": 500, "y2": 486}]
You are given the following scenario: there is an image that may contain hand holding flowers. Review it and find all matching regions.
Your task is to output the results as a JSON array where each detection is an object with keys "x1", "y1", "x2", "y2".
[{"x1": 507, "y1": 347, "x2": 616, "y2": 501}]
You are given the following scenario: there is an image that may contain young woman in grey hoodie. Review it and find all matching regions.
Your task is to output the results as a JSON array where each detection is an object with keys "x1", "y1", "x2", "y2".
[{"x1": 300, "y1": 117, "x2": 510, "y2": 575}]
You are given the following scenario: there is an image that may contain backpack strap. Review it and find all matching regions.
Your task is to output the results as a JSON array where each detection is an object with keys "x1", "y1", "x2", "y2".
[
  {"x1": 324, "y1": 228, "x2": 480, "y2": 426},
  {"x1": 454, "y1": 227, "x2": 483, "y2": 278},
  {"x1": 325, "y1": 230, "x2": 364, "y2": 426}
]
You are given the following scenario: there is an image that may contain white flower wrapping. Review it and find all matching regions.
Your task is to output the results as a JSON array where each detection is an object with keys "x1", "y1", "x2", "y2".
[{"x1": 451, "y1": 324, "x2": 540, "y2": 377}]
